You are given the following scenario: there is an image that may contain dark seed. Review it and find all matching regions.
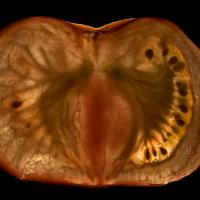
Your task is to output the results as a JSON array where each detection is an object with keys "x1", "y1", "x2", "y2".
[
  {"x1": 152, "y1": 148, "x2": 157, "y2": 156},
  {"x1": 145, "y1": 49, "x2": 154, "y2": 59},
  {"x1": 169, "y1": 56, "x2": 178, "y2": 64},
  {"x1": 162, "y1": 47, "x2": 169, "y2": 57},
  {"x1": 178, "y1": 89, "x2": 187, "y2": 96},
  {"x1": 176, "y1": 119, "x2": 185, "y2": 126},
  {"x1": 174, "y1": 113, "x2": 184, "y2": 126},
  {"x1": 176, "y1": 82, "x2": 187, "y2": 96},
  {"x1": 176, "y1": 81, "x2": 187, "y2": 89},
  {"x1": 145, "y1": 149, "x2": 150, "y2": 160},
  {"x1": 179, "y1": 105, "x2": 188, "y2": 113},
  {"x1": 167, "y1": 132, "x2": 172, "y2": 137},
  {"x1": 171, "y1": 125, "x2": 179, "y2": 134},
  {"x1": 176, "y1": 81, "x2": 182, "y2": 88},
  {"x1": 163, "y1": 137, "x2": 167, "y2": 142},
  {"x1": 12, "y1": 100, "x2": 22, "y2": 109},
  {"x1": 173, "y1": 62, "x2": 185, "y2": 71},
  {"x1": 160, "y1": 147, "x2": 167, "y2": 155}
]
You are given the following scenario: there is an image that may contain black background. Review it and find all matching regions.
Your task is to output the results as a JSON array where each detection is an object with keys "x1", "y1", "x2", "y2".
[{"x1": 0, "y1": 0, "x2": 200, "y2": 199}]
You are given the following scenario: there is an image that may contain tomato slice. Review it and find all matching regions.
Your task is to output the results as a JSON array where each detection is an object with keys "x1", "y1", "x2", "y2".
[{"x1": 0, "y1": 17, "x2": 199, "y2": 186}]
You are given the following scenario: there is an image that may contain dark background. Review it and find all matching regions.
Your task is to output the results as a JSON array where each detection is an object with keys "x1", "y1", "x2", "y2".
[{"x1": 0, "y1": 0, "x2": 200, "y2": 199}]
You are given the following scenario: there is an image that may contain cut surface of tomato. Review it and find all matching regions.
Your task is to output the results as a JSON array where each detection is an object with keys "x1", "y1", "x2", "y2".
[{"x1": 0, "y1": 17, "x2": 199, "y2": 186}]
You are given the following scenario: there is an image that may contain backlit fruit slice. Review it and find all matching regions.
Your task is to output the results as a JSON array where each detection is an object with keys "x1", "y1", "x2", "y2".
[{"x1": 0, "y1": 17, "x2": 199, "y2": 186}]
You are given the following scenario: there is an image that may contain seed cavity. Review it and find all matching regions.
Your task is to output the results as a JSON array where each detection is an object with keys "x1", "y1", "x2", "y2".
[
  {"x1": 160, "y1": 147, "x2": 167, "y2": 155},
  {"x1": 152, "y1": 148, "x2": 157, "y2": 156},
  {"x1": 178, "y1": 89, "x2": 187, "y2": 96},
  {"x1": 179, "y1": 104, "x2": 188, "y2": 113},
  {"x1": 167, "y1": 132, "x2": 172, "y2": 137},
  {"x1": 176, "y1": 119, "x2": 185, "y2": 126},
  {"x1": 173, "y1": 113, "x2": 186, "y2": 126},
  {"x1": 176, "y1": 81, "x2": 182, "y2": 88},
  {"x1": 145, "y1": 49, "x2": 154, "y2": 59},
  {"x1": 163, "y1": 137, "x2": 167, "y2": 142},
  {"x1": 145, "y1": 149, "x2": 150, "y2": 160},
  {"x1": 171, "y1": 125, "x2": 179, "y2": 134},
  {"x1": 11, "y1": 100, "x2": 23, "y2": 109},
  {"x1": 175, "y1": 81, "x2": 188, "y2": 96},
  {"x1": 173, "y1": 62, "x2": 185, "y2": 71},
  {"x1": 169, "y1": 56, "x2": 178, "y2": 65},
  {"x1": 176, "y1": 81, "x2": 187, "y2": 90}
]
